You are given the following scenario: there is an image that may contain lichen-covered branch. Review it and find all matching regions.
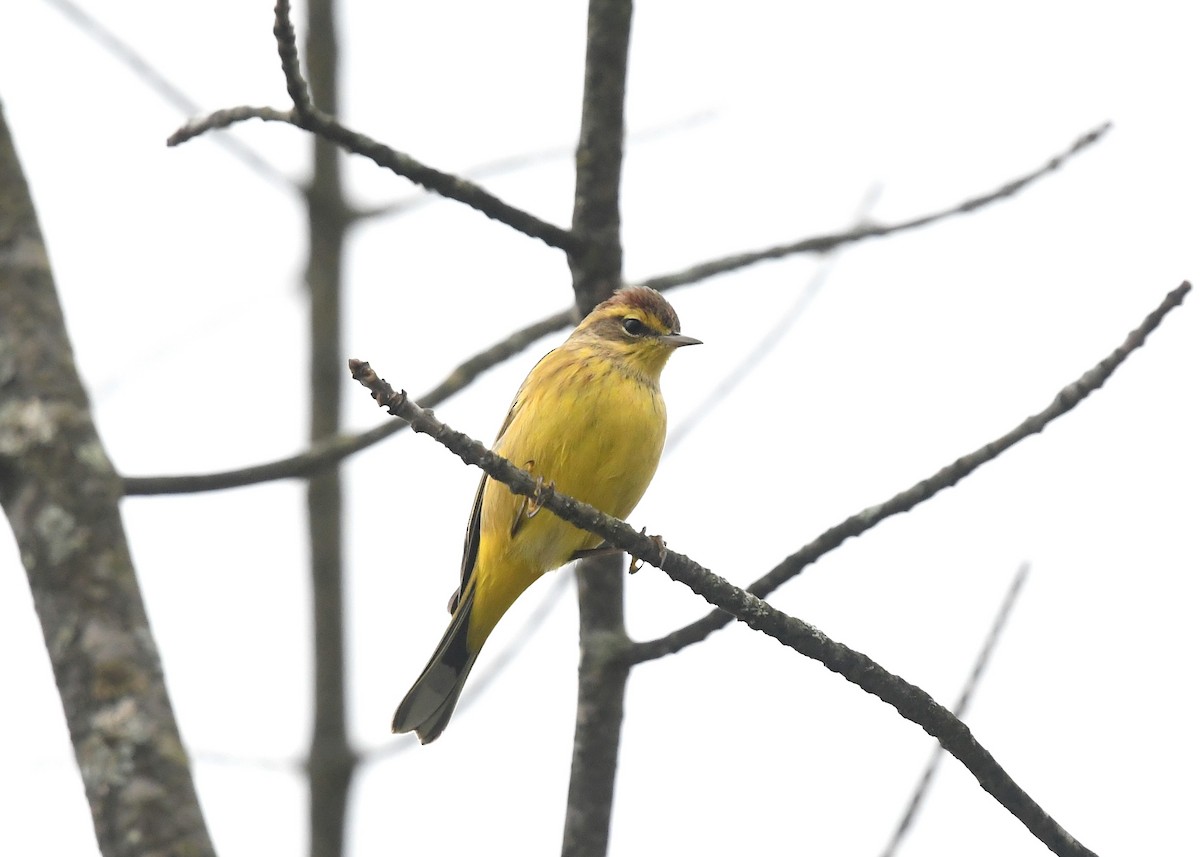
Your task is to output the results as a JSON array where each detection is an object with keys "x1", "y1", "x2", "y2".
[{"x1": 0, "y1": 104, "x2": 216, "y2": 857}]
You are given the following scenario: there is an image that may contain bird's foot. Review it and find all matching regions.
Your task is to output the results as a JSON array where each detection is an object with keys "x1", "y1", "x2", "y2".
[
  {"x1": 628, "y1": 529, "x2": 667, "y2": 574},
  {"x1": 525, "y1": 475, "x2": 555, "y2": 519}
]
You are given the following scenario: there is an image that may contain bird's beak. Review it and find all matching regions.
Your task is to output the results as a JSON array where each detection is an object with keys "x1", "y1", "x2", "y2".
[{"x1": 661, "y1": 333, "x2": 702, "y2": 348}]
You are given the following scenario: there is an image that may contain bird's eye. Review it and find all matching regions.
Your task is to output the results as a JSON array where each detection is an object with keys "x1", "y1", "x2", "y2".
[{"x1": 622, "y1": 317, "x2": 649, "y2": 336}]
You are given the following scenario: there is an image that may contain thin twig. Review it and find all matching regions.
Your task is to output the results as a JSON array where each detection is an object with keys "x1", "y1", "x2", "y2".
[
  {"x1": 168, "y1": 106, "x2": 294, "y2": 143},
  {"x1": 352, "y1": 110, "x2": 716, "y2": 222},
  {"x1": 272, "y1": 0, "x2": 312, "y2": 115},
  {"x1": 639, "y1": 123, "x2": 1110, "y2": 293},
  {"x1": 302, "y1": 112, "x2": 579, "y2": 252},
  {"x1": 347, "y1": 342, "x2": 1163, "y2": 857},
  {"x1": 880, "y1": 562, "x2": 1032, "y2": 857},
  {"x1": 44, "y1": 0, "x2": 296, "y2": 191},
  {"x1": 667, "y1": 183, "x2": 882, "y2": 451},
  {"x1": 172, "y1": 98, "x2": 579, "y2": 250},
  {"x1": 630, "y1": 281, "x2": 1191, "y2": 664},
  {"x1": 121, "y1": 311, "x2": 570, "y2": 495}
]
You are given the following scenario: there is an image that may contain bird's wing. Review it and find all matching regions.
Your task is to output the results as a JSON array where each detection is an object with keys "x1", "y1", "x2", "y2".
[
  {"x1": 448, "y1": 473, "x2": 485, "y2": 614},
  {"x1": 448, "y1": 377, "x2": 529, "y2": 613}
]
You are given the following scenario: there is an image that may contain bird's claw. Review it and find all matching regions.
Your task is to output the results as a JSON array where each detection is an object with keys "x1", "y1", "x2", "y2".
[
  {"x1": 526, "y1": 475, "x2": 555, "y2": 519},
  {"x1": 628, "y1": 528, "x2": 667, "y2": 574}
]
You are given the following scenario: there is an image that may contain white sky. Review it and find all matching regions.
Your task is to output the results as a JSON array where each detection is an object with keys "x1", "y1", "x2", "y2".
[{"x1": 1, "y1": 2, "x2": 1197, "y2": 855}]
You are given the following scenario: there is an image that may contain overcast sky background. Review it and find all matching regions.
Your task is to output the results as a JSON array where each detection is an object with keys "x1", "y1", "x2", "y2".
[{"x1": 2, "y1": 2, "x2": 1198, "y2": 855}]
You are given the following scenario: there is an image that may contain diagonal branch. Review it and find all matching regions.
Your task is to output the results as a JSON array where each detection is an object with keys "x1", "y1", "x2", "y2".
[
  {"x1": 352, "y1": 110, "x2": 715, "y2": 223},
  {"x1": 667, "y1": 184, "x2": 882, "y2": 451},
  {"x1": 373, "y1": 187, "x2": 859, "y2": 761},
  {"x1": 880, "y1": 562, "x2": 1032, "y2": 857},
  {"x1": 121, "y1": 310, "x2": 572, "y2": 495},
  {"x1": 271, "y1": 0, "x2": 312, "y2": 113},
  {"x1": 167, "y1": 0, "x2": 578, "y2": 253},
  {"x1": 345, "y1": 358, "x2": 1116, "y2": 857},
  {"x1": 44, "y1": 0, "x2": 296, "y2": 191},
  {"x1": 630, "y1": 280, "x2": 1191, "y2": 664},
  {"x1": 0, "y1": 93, "x2": 216, "y2": 857},
  {"x1": 639, "y1": 123, "x2": 1110, "y2": 293}
]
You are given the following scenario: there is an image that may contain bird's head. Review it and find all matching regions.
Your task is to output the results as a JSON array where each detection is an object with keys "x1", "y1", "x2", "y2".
[{"x1": 571, "y1": 286, "x2": 701, "y2": 378}]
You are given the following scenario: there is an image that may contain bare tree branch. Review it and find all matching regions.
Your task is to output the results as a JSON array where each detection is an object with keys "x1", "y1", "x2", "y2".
[
  {"x1": 639, "y1": 123, "x2": 1110, "y2": 294},
  {"x1": 271, "y1": 0, "x2": 312, "y2": 113},
  {"x1": 0, "y1": 100, "x2": 216, "y2": 857},
  {"x1": 301, "y1": 2, "x2": 354, "y2": 856},
  {"x1": 139, "y1": 124, "x2": 1105, "y2": 498},
  {"x1": 167, "y1": 105, "x2": 295, "y2": 141},
  {"x1": 347, "y1": 348, "x2": 1170, "y2": 857},
  {"x1": 560, "y1": 3, "x2": 635, "y2": 855},
  {"x1": 401, "y1": 187, "x2": 885, "y2": 775},
  {"x1": 353, "y1": 110, "x2": 716, "y2": 222},
  {"x1": 880, "y1": 562, "x2": 1032, "y2": 857},
  {"x1": 630, "y1": 280, "x2": 1191, "y2": 663},
  {"x1": 168, "y1": 0, "x2": 579, "y2": 253},
  {"x1": 372, "y1": 155, "x2": 846, "y2": 764},
  {"x1": 121, "y1": 311, "x2": 571, "y2": 495},
  {"x1": 373, "y1": 169, "x2": 848, "y2": 762}
]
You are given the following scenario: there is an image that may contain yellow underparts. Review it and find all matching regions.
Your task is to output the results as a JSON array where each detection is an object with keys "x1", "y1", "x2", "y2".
[{"x1": 465, "y1": 341, "x2": 668, "y2": 652}]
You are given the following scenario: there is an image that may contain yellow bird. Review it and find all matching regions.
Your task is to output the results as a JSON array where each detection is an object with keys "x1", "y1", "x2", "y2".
[{"x1": 393, "y1": 286, "x2": 700, "y2": 743}]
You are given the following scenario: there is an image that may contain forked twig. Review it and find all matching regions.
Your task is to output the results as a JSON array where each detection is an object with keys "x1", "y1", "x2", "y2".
[{"x1": 168, "y1": 0, "x2": 578, "y2": 253}]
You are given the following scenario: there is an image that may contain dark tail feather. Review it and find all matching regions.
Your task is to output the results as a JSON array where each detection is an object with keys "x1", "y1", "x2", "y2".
[{"x1": 393, "y1": 589, "x2": 479, "y2": 744}]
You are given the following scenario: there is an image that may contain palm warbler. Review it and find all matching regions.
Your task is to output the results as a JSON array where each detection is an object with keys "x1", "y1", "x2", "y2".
[{"x1": 393, "y1": 286, "x2": 700, "y2": 742}]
